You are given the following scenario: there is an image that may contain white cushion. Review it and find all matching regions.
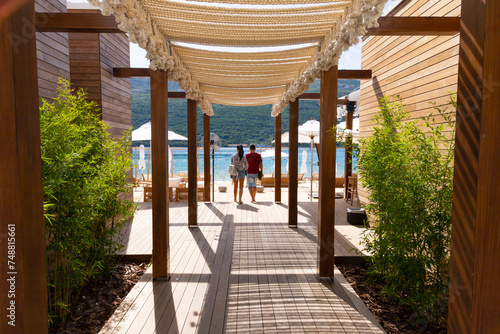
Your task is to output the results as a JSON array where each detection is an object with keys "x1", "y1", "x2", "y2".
[
  {"x1": 185, "y1": 181, "x2": 205, "y2": 189},
  {"x1": 169, "y1": 177, "x2": 181, "y2": 187}
]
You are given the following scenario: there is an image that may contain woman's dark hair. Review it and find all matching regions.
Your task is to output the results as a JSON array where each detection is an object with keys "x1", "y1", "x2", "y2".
[{"x1": 237, "y1": 145, "x2": 244, "y2": 159}]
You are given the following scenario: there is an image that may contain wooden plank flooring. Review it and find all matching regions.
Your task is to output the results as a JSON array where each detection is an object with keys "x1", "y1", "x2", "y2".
[
  {"x1": 117, "y1": 199, "x2": 369, "y2": 258},
  {"x1": 102, "y1": 199, "x2": 382, "y2": 333}
]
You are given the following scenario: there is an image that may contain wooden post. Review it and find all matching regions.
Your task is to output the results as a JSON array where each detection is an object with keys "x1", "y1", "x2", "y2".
[
  {"x1": 448, "y1": 0, "x2": 500, "y2": 332},
  {"x1": 204, "y1": 114, "x2": 210, "y2": 202},
  {"x1": 150, "y1": 70, "x2": 169, "y2": 279},
  {"x1": 318, "y1": 65, "x2": 337, "y2": 278},
  {"x1": 344, "y1": 109, "x2": 353, "y2": 198},
  {"x1": 288, "y1": 100, "x2": 299, "y2": 227},
  {"x1": 275, "y1": 113, "x2": 282, "y2": 203},
  {"x1": 188, "y1": 99, "x2": 198, "y2": 227},
  {"x1": 0, "y1": 2, "x2": 48, "y2": 333}
]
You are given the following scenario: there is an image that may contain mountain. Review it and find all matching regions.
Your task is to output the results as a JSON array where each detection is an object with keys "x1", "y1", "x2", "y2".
[{"x1": 131, "y1": 78, "x2": 359, "y2": 146}]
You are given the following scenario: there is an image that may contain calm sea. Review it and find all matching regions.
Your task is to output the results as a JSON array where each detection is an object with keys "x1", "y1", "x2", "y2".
[{"x1": 133, "y1": 146, "x2": 357, "y2": 181}]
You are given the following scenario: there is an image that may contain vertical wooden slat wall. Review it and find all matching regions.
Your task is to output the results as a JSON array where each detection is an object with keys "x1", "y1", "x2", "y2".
[
  {"x1": 69, "y1": 30, "x2": 102, "y2": 104},
  {"x1": 150, "y1": 70, "x2": 170, "y2": 279},
  {"x1": 448, "y1": 0, "x2": 500, "y2": 332},
  {"x1": 318, "y1": 66, "x2": 337, "y2": 278},
  {"x1": 275, "y1": 113, "x2": 282, "y2": 203},
  {"x1": 99, "y1": 32, "x2": 131, "y2": 139},
  {"x1": 35, "y1": 0, "x2": 70, "y2": 103},
  {"x1": 0, "y1": 1, "x2": 48, "y2": 332},
  {"x1": 359, "y1": 0, "x2": 461, "y2": 204},
  {"x1": 68, "y1": 8, "x2": 131, "y2": 139}
]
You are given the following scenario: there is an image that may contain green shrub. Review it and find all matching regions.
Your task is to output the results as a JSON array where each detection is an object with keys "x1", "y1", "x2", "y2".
[
  {"x1": 358, "y1": 95, "x2": 456, "y2": 325},
  {"x1": 40, "y1": 79, "x2": 135, "y2": 328}
]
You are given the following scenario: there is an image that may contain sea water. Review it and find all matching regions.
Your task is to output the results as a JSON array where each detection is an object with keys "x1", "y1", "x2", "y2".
[{"x1": 133, "y1": 146, "x2": 357, "y2": 181}]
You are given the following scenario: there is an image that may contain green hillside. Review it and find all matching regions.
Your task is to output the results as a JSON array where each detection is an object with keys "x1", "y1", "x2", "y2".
[{"x1": 131, "y1": 78, "x2": 359, "y2": 146}]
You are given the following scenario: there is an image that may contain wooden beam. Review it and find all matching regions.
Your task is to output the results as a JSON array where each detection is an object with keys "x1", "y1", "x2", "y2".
[
  {"x1": 168, "y1": 91, "x2": 187, "y2": 99},
  {"x1": 35, "y1": 12, "x2": 121, "y2": 33},
  {"x1": 448, "y1": 0, "x2": 500, "y2": 332},
  {"x1": 338, "y1": 69, "x2": 372, "y2": 79},
  {"x1": 288, "y1": 100, "x2": 298, "y2": 227},
  {"x1": 0, "y1": 2, "x2": 48, "y2": 332},
  {"x1": 344, "y1": 110, "x2": 353, "y2": 199},
  {"x1": 187, "y1": 99, "x2": 198, "y2": 227},
  {"x1": 365, "y1": 16, "x2": 460, "y2": 36},
  {"x1": 203, "y1": 114, "x2": 210, "y2": 202},
  {"x1": 318, "y1": 65, "x2": 337, "y2": 278},
  {"x1": 113, "y1": 67, "x2": 150, "y2": 78},
  {"x1": 150, "y1": 69, "x2": 170, "y2": 280},
  {"x1": 275, "y1": 113, "x2": 282, "y2": 203}
]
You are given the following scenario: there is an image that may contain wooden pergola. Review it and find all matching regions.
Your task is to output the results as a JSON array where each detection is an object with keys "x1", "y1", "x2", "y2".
[{"x1": 1, "y1": 1, "x2": 498, "y2": 332}]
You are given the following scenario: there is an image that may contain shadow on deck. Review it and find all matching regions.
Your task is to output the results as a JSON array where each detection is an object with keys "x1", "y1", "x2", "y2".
[{"x1": 103, "y1": 201, "x2": 382, "y2": 333}]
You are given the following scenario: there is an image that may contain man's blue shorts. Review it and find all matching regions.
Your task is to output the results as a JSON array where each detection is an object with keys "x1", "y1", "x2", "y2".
[{"x1": 247, "y1": 174, "x2": 258, "y2": 188}]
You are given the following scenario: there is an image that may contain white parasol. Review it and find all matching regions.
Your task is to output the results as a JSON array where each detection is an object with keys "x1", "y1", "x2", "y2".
[
  {"x1": 301, "y1": 149, "x2": 308, "y2": 174},
  {"x1": 261, "y1": 149, "x2": 289, "y2": 158},
  {"x1": 132, "y1": 121, "x2": 188, "y2": 141}
]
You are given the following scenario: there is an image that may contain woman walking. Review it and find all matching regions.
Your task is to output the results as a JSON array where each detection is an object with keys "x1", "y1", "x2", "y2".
[{"x1": 230, "y1": 145, "x2": 248, "y2": 204}]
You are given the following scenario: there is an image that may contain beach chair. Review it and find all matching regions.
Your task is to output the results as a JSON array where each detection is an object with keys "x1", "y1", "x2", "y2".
[
  {"x1": 138, "y1": 173, "x2": 152, "y2": 187},
  {"x1": 312, "y1": 172, "x2": 319, "y2": 188},
  {"x1": 346, "y1": 175, "x2": 358, "y2": 205},
  {"x1": 298, "y1": 173, "x2": 305, "y2": 183},
  {"x1": 335, "y1": 173, "x2": 345, "y2": 188},
  {"x1": 176, "y1": 181, "x2": 205, "y2": 201},
  {"x1": 281, "y1": 174, "x2": 289, "y2": 187},
  {"x1": 143, "y1": 177, "x2": 181, "y2": 202},
  {"x1": 261, "y1": 174, "x2": 275, "y2": 187}
]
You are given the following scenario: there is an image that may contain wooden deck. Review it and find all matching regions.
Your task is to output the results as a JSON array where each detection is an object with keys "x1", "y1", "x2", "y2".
[
  {"x1": 118, "y1": 198, "x2": 369, "y2": 258},
  {"x1": 102, "y1": 198, "x2": 382, "y2": 333}
]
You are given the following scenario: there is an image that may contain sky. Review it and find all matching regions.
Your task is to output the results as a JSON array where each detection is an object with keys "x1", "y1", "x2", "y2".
[{"x1": 68, "y1": 0, "x2": 401, "y2": 69}]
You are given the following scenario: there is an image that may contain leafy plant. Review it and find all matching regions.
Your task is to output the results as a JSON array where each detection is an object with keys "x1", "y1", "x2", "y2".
[
  {"x1": 357, "y1": 95, "x2": 456, "y2": 325},
  {"x1": 40, "y1": 79, "x2": 135, "y2": 328}
]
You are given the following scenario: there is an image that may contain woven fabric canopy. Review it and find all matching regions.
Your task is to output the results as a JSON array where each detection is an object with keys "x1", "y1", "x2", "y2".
[{"x1": 90, "y1": 0, "x2": 387, "y2": 115}]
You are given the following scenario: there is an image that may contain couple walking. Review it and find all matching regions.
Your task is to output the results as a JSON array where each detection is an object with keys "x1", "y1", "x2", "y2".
[{"x1": 230, "y1": 144, "x2": 262, "y2": 204}]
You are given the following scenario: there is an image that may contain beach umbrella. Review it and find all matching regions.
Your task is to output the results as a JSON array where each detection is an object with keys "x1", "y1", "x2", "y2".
[
  {"x1": 132, "y1": 121, "x2": 188, "y2": 141},
  {"x1": 337, "y1": 118, "x2": 360, "y2": 136},
  {"x1": 301, "y1": 149, "x2": 308, "y2": 174},
  {"x1": 279, "y1": 131, "x2": 319, "y2": 144},
  {"x1": 298, "y1": 119, "x2": 321, "y2": 139},
  {"x1": 261, "y1": 149, "x2": 288, "y2": 174},
  {"x1": 261, "y1": 149, "x2": 289, "y2": 158},
  {"x1": 299, "y1": 119, "x2": 320, "y2": 202}
]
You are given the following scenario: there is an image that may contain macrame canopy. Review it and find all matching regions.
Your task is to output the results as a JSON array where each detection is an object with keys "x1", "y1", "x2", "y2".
[{"x1": 90, "y1": 0, "x2": 388, "y2": 116}]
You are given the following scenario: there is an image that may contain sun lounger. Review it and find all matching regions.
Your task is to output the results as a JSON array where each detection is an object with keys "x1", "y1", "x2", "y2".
[
  {"x1": 261, "y1": 174, "x2": 275, "y2": 187},
  {"x1": 176, "y1": 181, "x2": 205, "y2": 201},
  {"x1": 298, "y1": 173, "x2": 305, "y2": 183},
  {"x1": 281, "y1": 174, "x2": 289, "y2": 187},
  {"x1": 143, "y1": 177, "x2": 181, "y2": 202}
]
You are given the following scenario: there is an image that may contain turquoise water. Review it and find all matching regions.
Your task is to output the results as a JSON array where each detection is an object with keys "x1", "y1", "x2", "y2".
[{"x1": 133, "y1": 146, "x2": 357, "y2": 181}]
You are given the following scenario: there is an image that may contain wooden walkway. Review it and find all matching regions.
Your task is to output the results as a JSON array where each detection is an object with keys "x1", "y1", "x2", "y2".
[
  {"x1": 103, "y1": 200, "x2": 383, "y2": 333},
  {"x1": 118, "y1": 200, "x2": 368, "y2": 258}
]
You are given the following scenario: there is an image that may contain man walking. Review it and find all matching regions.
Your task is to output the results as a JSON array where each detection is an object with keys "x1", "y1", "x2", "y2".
[{"x1": 245, "y1": 144, "x2": 263, "y2": 203}]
